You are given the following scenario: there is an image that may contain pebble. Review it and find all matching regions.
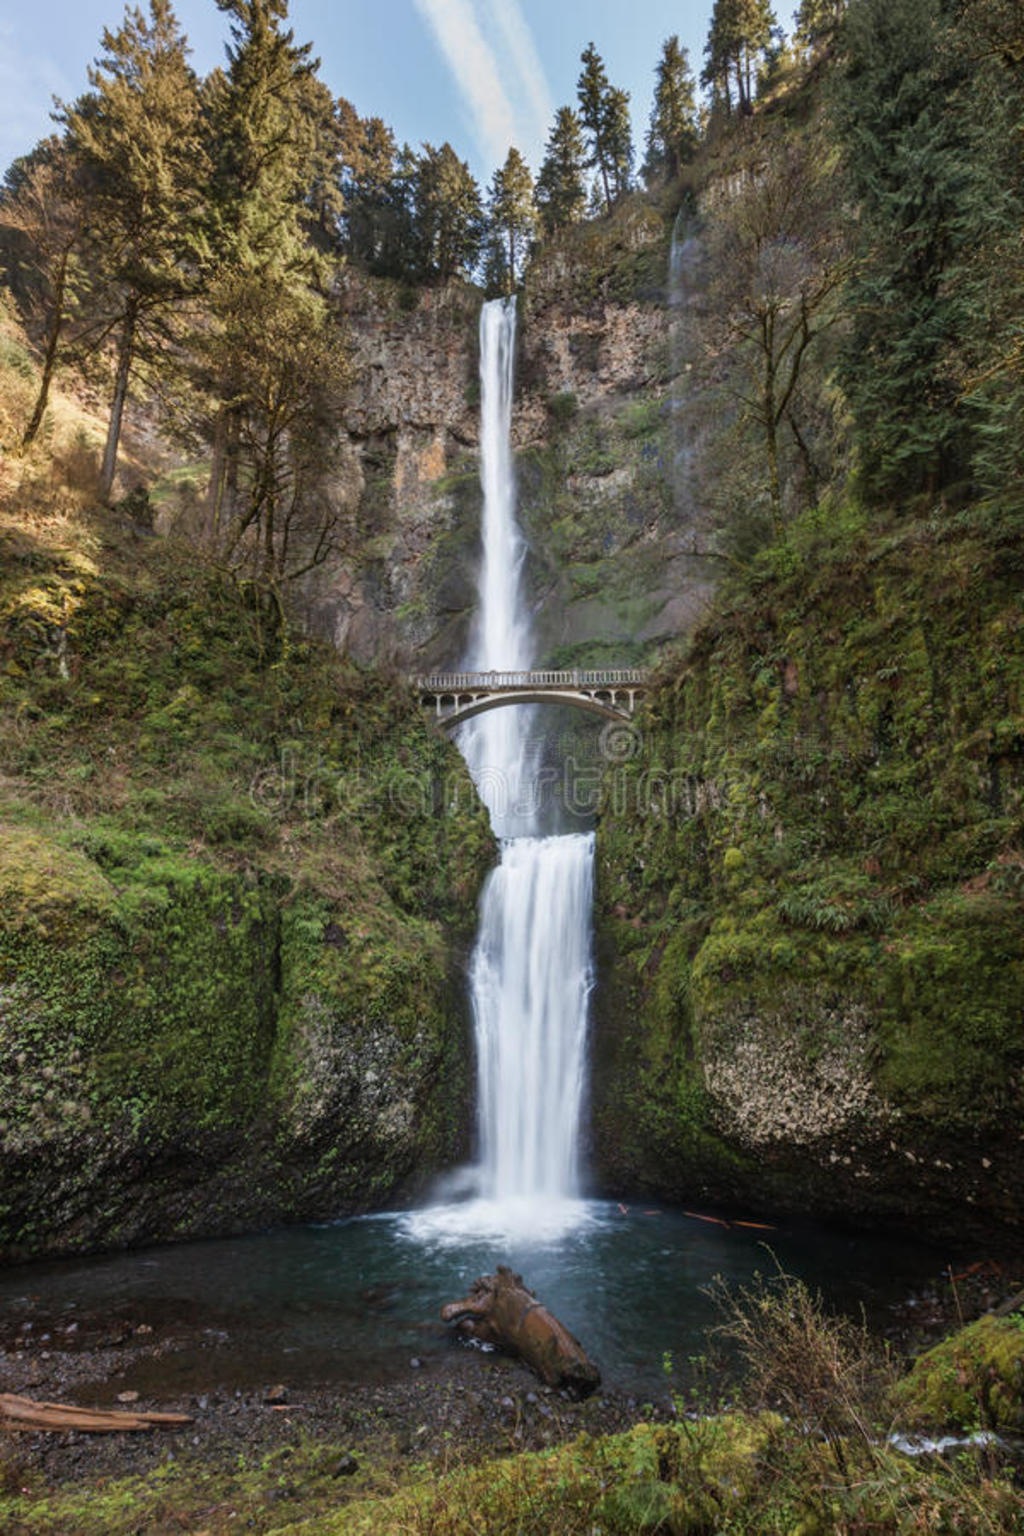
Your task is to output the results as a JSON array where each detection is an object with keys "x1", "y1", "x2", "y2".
[
  {"x1": 525, "y1": 1392, "x2": 538, "y2": 1405},
  {"x1": 333, "y1": 1453, "x2": 359, "y2": 1478},
  {"x1": 410, "y1": 1357, "x2": 423, "y2": 1369},
  {"x1": 117, "y1": 1391, "x2": 139, "y2": 1404}
]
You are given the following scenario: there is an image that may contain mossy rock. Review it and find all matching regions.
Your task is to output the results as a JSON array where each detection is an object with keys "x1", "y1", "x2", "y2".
[
  {"x1": 592, "y1": 497, "x2": 1024, "y2": 1239},
  {"x1": 0, "y1": 508, "x2": 493, "y2": 1260},
  {"x1": 889, "y1": 1311, "x2": 1024, "y2": 1433}
]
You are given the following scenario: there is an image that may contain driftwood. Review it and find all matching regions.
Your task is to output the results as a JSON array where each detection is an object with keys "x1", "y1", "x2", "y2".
[
  {"x1": 441, "y1": 1265, "x2": 601, "y2": 1397},
  {"x1": 0, "y1": 1393, "x2": 192, "y2": 1434}
]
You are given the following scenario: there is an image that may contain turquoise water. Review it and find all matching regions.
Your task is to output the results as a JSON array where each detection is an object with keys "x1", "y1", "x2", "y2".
[{"x1": 0, "y1": 1200, "x2": 950, "y2": 1397}]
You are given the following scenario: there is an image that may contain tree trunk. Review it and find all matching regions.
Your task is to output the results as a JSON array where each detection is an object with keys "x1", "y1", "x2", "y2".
[
  {"x1": 208, "y1": 405, "x2": 228, "y2": 532},
  {"x1": 1, "y1": 1393, "x2": 191, "y2": 1434},
  {"x1": 99, "y1": 298, "x2": 138, "y2": 503},
  {"x1": 442, "y1": 1266, "x2": 601, "y2": 1396},
  {"x1": 21, "y1": 248, "x2": 70, "y2": 451}
]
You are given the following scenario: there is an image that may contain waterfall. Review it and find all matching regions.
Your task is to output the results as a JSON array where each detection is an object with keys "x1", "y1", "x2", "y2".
[
  {"x1": 424, "y1": 296, "x2": 595, "y2": 1237},
  {"x1": 458, "y1": 298, "x2": 535, "y2": 840}
]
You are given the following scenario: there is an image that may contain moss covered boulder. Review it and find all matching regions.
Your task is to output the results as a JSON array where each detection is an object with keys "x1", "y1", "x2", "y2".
[
  {"x1": 0, "y1": 510, "x2": 493, "y2": 1260},
  {"x1": 889, "y1": 1310, "x2": 1024, "y2": 1433}
]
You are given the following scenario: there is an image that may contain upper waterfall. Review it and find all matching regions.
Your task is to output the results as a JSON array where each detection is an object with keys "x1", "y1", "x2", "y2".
[{"x1": 458, "y1": 297, "x2": 536, "y2": 840}]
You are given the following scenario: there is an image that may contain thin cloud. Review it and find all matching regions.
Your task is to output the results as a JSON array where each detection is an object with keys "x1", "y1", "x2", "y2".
[
  {"x1": 412, "y1": 0, "x2": 518, "y2": 167},
  {"x1": 481, "y1": 0, "x2": 553, "y2": 155}
]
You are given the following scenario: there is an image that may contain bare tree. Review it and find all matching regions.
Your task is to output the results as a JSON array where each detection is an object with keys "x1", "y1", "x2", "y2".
[
  {"x1": 0, "y1": 139, "x2": 87, "y2": 450},
  {"x1": 700, "y1": 123, "x2": 849, "y2": 530}
]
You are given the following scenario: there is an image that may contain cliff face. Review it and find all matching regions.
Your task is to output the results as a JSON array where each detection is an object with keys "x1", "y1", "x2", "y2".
[
  {"x1": 590, "y1": 503, "x2": 1024, "y2": 1244},
  {"x1": 0, "y1": 506, "x2": 493, "y2": 1262},
  {"x1": 310, "y1": 198, "x2": 715, "y2": 672}
]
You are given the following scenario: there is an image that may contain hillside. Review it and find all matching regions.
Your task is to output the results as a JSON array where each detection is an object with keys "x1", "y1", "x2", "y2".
[{"x1": 0, "y1": 335, "x2": 492, "y2": 1260}]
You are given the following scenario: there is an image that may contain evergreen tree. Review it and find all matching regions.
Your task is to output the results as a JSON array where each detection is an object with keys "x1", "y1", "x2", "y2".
[
  {"x1": 412, "y1": 142, "x2": 483, "y2": 282},
  {"x1": 207, "y1": 0, "x2": 317, "y2": 275},
  {"x1": 486, "y1": 146, "x2": 536, "y2": 291},
  {"x1": 340, "y1": 106, "x2": 408, "y2": 273},
  {"x1": 297, "y1": 74, "x2": 345, "y2": 243},
  {"x1": 702, "y1": 0, "x2": 778, "y2": 115},
  {"x1": 535, "y1": 106, "x2": 587, "y2": 234},
  {"x1": 833, "y1": 0, "x2": 977, "y2": 498},
  {"x1": 603, "y1": 87, "x2": 634, "y2": 200},
  {"x1": 61, "y1": 0, "x2": 204, "y2": 500},
  {"x1": 576, "y1": 46, "x2": 634, "y2": 210},
  {"x1": 794, "y1": 0, "x2": 847, "y2": 53},
  {"x1": 943, "y1": 0, "x2": 1024, "y2": 490},
  {"x1": 198, "y1": 0, "x2": 348, "y2": 588},
  {"x1": 643, "y1": 35, "x2": 698, "y2": 183}
]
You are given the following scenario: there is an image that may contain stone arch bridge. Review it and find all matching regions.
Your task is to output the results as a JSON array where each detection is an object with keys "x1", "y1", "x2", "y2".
[{"x1": 410, "y1": 669, "x2": 647, "y2": 728}]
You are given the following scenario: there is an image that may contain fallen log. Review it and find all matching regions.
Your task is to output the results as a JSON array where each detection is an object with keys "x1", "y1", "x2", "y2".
[
  {"x1": 441, "y1": 1265, "x2": 600, "y2": 1397},
  {"x1": 0, "y1": 1393, "x2": 192, "y2": 1434}
]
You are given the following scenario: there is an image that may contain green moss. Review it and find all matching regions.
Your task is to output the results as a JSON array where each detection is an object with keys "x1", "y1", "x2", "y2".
[
  {"x1": 0, "y1": 509, "x2": 493, "y2": 1259},
  {"x1": 593, "y1": 498, "x2": 1024, "y2": 1233},
  {"x1": 889, "y1": 1311, "x2": 1024, "y2": 1433}
]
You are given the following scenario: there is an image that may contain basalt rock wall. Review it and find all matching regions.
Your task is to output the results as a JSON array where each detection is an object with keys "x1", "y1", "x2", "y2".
[{"x1": 310, "y1": 198, "x2": 715, "y2": 673}]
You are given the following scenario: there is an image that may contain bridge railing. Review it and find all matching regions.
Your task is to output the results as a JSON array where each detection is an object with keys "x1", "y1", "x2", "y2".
[{"x1": 411, "y1": 669, "x2": 647, "y2": 692}]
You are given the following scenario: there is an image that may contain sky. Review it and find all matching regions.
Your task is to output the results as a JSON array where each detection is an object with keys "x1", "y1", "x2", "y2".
[{"x1": 0, "y1": 0, "x2": 749, "y2": 190}]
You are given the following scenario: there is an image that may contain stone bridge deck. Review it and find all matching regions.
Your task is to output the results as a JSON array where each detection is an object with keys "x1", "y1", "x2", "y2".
[{"x1": 411, "y1": 669, "x2": 647, "y2": 726}]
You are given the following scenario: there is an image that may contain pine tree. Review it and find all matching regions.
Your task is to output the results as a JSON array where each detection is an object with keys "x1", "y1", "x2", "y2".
[
  {"x1": 487, "y1": 147, "x2": 536, "y2": 291},
  {"x1": 340, "y1": 106, "x2": 407, "y2": 272},
  {"x1": 61, "y1": 0, "x2": 204, "y2": 500},
  {"x1": 643, "y1": 35, "x2": 697, "y2": 183},
  {"x1": 207, "y1": 0, "x2": 317, "y2": 276},
  {"x1": 604, "y1": 87, "x2": 634, "y2": 199},
  {"x1": 794, "y1": 0, "x2": 847, "y2": 53},
  {"x1": 412, "y1": 143, "x2": 483, "y2": 282},
  {"x1": 939, "y1": 0, "x2": 1024, "y2": 490},
  {"x1": 702, "y1": 0, "x2": 778, "y2": 115},
  {"x1": 576, "y1": 44, "x2": 615, "y2": 211},
  {"x1": 535, "y1": 107, "x2": 587, "y2": 234},
  {"x1": 833, "y1": 0, "x2": 977, "y2": 498},
  {"x1": 297, "y1": 74, "x2": 345, "y2": 243},
  {"x1": 198, "y1": 0, "x2": 349, "y2": 589}
]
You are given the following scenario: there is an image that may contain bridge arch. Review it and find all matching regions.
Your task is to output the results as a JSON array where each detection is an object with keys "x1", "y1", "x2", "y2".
[{"x1": 411, "y1": 669, "x2": 646, "y2": 729}]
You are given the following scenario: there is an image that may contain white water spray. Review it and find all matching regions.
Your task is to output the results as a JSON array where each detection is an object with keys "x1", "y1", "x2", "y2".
[{"x1": 412, "y1": 296, "x2": 595, "y2": 1242}]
